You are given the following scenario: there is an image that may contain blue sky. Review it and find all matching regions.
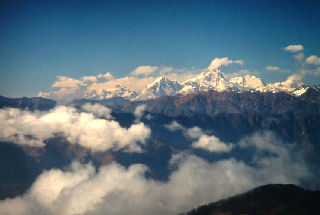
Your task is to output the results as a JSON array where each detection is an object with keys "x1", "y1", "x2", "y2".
[{"x1": 1, "y1": 0, "x2": 320, "y2": 97}]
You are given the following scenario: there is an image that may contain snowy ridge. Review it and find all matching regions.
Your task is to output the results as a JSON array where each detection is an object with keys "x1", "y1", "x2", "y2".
[
  {"x1": 137, "y1": 76, "x2": 183, "y2": 100},
  {"x1": 80, "y1": 69, "x2": 309, "y2": 101},
  {"x1": 84, "y1": 85, "x2": 138, "y2": 100}
]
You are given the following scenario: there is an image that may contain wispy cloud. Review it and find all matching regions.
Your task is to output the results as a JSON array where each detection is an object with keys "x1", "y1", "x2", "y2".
[{"x1": 266, "y1": 66, "x2": 280, "y2": 71}]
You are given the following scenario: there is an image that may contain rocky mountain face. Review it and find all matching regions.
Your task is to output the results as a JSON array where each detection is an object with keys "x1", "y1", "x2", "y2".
[
  {"x1": 182, "y1": 184, "x2": 320, "y2": 215},
  {"x1": 88, "y1": 88, "x2": 319, "y2": 154}
]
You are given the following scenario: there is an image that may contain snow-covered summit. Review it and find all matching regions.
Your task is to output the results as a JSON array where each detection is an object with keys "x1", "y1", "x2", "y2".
[
  {"x1": 84, "y1": 85, "x2": 138, "y2": 100},
  {"x1": 137, "y1": 76, "x2": 183, "y2": 100},
  {"x1": 39, "y1": 69, "x2": 311, "y2": 101},
  {"x1": 229, "y1": 75, "x2": 265, "y2": 90},
  {"x1": 179, "y1": 69, "x2": 233, "y2": 94}
]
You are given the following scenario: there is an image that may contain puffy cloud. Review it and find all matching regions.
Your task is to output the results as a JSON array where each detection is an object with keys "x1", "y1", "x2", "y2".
[
  {"x1": 81, "y1": 103, "x2": 112, "y2": 119},
  {"x1": 97, "y1": 72, "x2": 114, "y2": 81},
  {"x1": 208, "y1": 57, "x2": 243, "y2": 71},
  {"x1": 192, "y1": 135, "x2": 233, "y2": 152},
  {"x1": 0, "y1": 106, "x2": 150, "y2": 152},
  {"x1": 0, "y1": 131, "x2": 312, "y2": 215},
  {"x1": 39, "y1": 72, "x2": 116, "y2": 101},
  {"x1": 89, "y1": 76, "x2": 156, "y2": 93},
  {"x1": 164, "y1": 121, "x2": 184, "y2": 131},
  {"x1": 284, "y1": 44, "x2": 304, "y2": 53},
  {"x1": 266, "y1": 66, "x2": 280, "y2": 71},
  {"x1": 305, "y1": 55, "x2": 320, "y2": 65},
  {"x1": 185, "y1": 126, "x2": 203, "y2": 139},
  {"x1": 82, "y1": 76, "x2": 98, "y2": 82},
  {"x1": 165, "y1": 122, "x2": 233, "y2": 153},
  {"x1": 131, "y1": 66, "x2": 159, "y2": 77},
  {"x1": 52, "y1": 76, "x2": 84, "y2": 88},
  {"x1": 43, "y1": 86, "x2": 87, "y2": 101}
]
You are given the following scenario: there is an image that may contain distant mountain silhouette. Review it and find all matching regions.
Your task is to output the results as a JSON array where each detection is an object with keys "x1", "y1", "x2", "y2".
[{"x1": 0, "y1": 95, "x2": 56, "y2": 111}]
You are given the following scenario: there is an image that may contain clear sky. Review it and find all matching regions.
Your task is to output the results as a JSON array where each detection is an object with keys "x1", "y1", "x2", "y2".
[{"x1": 1, "y1": 0, "x2": 320, "y2": 97}]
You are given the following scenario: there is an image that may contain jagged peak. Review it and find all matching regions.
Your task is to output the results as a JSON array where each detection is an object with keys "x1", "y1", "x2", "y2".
[{"x1": 146, "y1": 76, "x2": 179, "y2": 88}]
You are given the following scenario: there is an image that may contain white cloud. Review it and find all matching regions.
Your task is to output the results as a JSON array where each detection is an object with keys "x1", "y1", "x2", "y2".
[
  {"x1": 97, "y1": 72, "x2": 114, "y2": 81},
  {"x1": 52, "y1": 76, "x2": 84, "y2": 88},
  {"x1": 164, "y1": 121, "x2": 184, "y2": 131},
  {"x1": 164, "y1": 122, "x2": 233, "y2": 153},
  {"x1": 89, "y1": 76, "x2": 156, "y2": 93},
  {"x1": 185, "y1": 126, "x2": 203, "y2": 139},
  {"x1": 82, "y1": 76, "x2": 98, "y2": 82},
  {"x1": 208, "y1": 57, "x2": 243, "y2": 71},
  {"x1": 284, "y1": 44, "x2": 304, "y2": 53},
  {"x1": 134, "y1": 105, "x2": 146, "y2": 120},
  {"x1": 192, "y1": 135, "x2": 233, "y2": 152},
  {"x1": 0, "y1": 106, "x2": 150, "y2": 152},
  {"x1": 131, "y1": 66, "x2": 159, "y2": 77},
  {"x1": 81, "y1": 103, "x2": 112, "y2": 119},
  {"x1": 305, "y1": 55, "x2": 320, "y2": 65},
  {"x1": 266, "y1": 66, "x2": 280, "y2": 71},
  {"x1": 0, "y1": 131, "x2": 311, "y2": 215}
]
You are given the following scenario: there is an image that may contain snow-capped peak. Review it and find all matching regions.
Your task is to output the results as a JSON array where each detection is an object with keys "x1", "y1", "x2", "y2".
[
  {"x1": 84, "y1": 85, "x2": 138, "y2": 100},
  {"x1": 179, "y1": 69, "x2": 233, "y2": 94},
  {"x1": 137, "y1": 76, "x2": 183, "y2": 100},
  {"x1": 229, "y1": 75, "x2": 265, "y2": 90},
  {"x1": 264, "y1": 74, "x2": 305, "y2": 94}
]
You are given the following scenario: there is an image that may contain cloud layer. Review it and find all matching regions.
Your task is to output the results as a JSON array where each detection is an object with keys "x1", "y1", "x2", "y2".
[
  {"x1": 0, "y1": 105, "x2": 150, "y2": 152},
  {"x1": 0, "y1": 131, "x2": 311, "y2": 215}
]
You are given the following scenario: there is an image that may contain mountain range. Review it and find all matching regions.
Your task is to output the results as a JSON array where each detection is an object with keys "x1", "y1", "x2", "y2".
[
  {"x1": 1, "y1": 76, "x2": 320, "y2": 214},
  {"x1": 42, "y1": 69, "x2": 311, "y2": 102}
]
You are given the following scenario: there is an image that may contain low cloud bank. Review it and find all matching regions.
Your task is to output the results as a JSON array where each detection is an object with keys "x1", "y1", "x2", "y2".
[
  {"x1": 0, "y1": 131, "x2": 312, "y2": 215},
  {"x1": 0, "y1": 104, "x2": 150, "y2": 152}
]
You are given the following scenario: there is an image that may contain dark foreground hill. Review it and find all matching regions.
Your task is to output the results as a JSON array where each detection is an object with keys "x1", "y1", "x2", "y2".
[{"x1": 182, "y1": 184, "x2": 320, "y2": 215}]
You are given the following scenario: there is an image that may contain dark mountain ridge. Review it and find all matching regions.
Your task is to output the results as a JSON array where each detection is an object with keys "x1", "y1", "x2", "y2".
[
  {"x1": 0, "y1": 95, "x2": 56, "y2": 111},
  {"x1": 181, "y1": 184, "x2": 320, "y2": 215}
]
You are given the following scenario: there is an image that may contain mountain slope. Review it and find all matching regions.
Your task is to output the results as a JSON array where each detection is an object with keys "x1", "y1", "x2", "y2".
[{"x1": 182, "y1": 184, "x2": 320, "y2": 215}]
